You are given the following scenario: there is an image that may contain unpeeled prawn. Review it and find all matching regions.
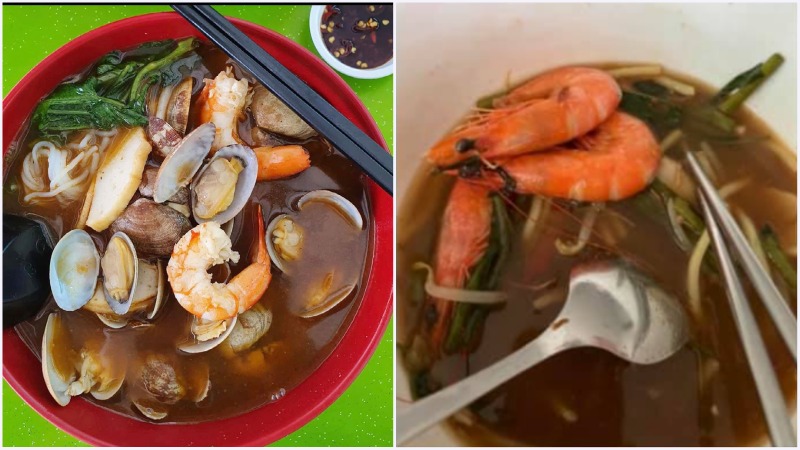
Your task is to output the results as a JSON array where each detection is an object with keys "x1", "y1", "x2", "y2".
[
  {"x1": 167, "y1": 204, "x2": 271, "y2": 321},
  {"x1": 427, "y1": 66, "x2": 621, "y2": 166}
]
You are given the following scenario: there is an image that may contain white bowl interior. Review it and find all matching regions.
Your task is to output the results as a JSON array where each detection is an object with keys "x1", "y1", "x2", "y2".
[
  {"x1": 396, "y1": 3, "x2": 797, "y2": 446},
  {"x1": 309, "y1": 5, "x2": 394, "y2": 79}
]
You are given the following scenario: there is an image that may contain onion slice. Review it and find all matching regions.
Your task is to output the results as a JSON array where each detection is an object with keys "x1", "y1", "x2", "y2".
[{"x1": 412, "y1": 262, "x2": 507, "y2": 304}]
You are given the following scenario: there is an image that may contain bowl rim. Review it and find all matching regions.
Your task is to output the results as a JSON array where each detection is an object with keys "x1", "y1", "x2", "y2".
[
  {"x1": 2, "y1": 11, "x2": 393, "y2": 446},
  {"x1": 308, "y1": 5, "x2": 394, "y2": 80}
]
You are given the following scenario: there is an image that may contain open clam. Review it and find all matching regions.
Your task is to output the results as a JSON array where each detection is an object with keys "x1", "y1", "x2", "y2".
[
  {"x1": 300, "y1": 273, "x2": 356, "y2": 318},
  {"x1": 49, "y1": 230, "x2": 100, "y2": 311},
  {"x1": 83, "y1": 259, "x2": 166, "y2": 327},
  {"x1": 178, "y1": 315, "x2": 238, "y2": 354},
  {"x1": 153, "y1": 122, "x2": 215, "y2": 203},
  {"x1": 42, "y1": 313, "x2": 125, "y2": 406},
  {"x1": 191, "y1": 144, "x2": 257, "y2": 224},
  {"x1": 101, "y1": 232, "x2": 139, "y2": 315}
]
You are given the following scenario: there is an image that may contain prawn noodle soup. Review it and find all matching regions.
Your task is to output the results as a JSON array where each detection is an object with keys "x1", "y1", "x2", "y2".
[
  {"x1": 398, "y1": 58, "x2": 796, "y2": 446},
  {"x1": 4, "y1": 38, "x2": 372, "y2": 422}
]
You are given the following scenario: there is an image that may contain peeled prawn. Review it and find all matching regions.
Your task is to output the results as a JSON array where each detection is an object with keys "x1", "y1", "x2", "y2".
[
  {"x1": 427, "y1": 67, "x2": 621, "y2": 166},
  {"x1": 167, "y1": 204, "x2": 271, "y2": 321},
  {"x1": 254, "y1": 145, "x2": 311, "y2": 181},
  {"x1": 196, "y1": 68, "x2": 249, "y2": 153},
  {"x1": 486, "y1": 112, "x2": 661, "y2": 201},
  {"x1": 426, "y1": 180, "x2": 492, "y2": 352}
]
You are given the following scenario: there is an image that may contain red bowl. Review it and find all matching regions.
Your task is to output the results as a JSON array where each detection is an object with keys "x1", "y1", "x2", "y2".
[{"x1": 2, "y1": 12, "x2": 393, "y2": 446}]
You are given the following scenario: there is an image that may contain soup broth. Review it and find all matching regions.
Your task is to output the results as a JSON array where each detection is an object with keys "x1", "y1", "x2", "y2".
[
  {"x1": 5, "y1": 39, "x2": 372, "y2": 423},
  {"x1": 397, "y1": 65, "x2": 796, "y2": 446}
]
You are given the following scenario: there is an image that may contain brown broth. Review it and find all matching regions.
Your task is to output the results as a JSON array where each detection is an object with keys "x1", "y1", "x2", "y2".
[
  {"x1": 397, "y1": 66, "x2": 796, "y2": 446},
  {"x1": 5, "y1": 40, "x2": 373, "y2": 423}
]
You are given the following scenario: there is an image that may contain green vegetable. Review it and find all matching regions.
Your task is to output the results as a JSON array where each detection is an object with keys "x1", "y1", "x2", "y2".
[
  {"x1": 619, "y1": 91, "x2": 682, "y2": 134},
  {"x1": 444, "y1": 195, "x2": 512, "y2": 354},
  {"x1": 712, "y1": 53, "x2": 784, "y2": 114},
  {"x1": 761, "y1": 225, "x2": 797, "y2": 298},
  {"x1": 33, "y1": 38, "x2": 197, "y2": 133},
  {"x1": 633, "y1": 80, "x2": 670, "y2": 98}
]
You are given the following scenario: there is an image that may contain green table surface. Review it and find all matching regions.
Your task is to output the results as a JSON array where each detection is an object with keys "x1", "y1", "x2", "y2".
[{"x1": 2, "y1": 5, "x2": 393, "y2": 447}]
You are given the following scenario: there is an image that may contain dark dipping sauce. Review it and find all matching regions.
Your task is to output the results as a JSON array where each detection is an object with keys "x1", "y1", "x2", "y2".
[
  {"x1": 397, "y1": 65, "x2": 797, "y2": 446},
  {"x1": 321, "y1": 4, "x2": 393, "y2": 70},
  {"x1": 4, "y1": 40, "x2": 374, "y2": 423}
]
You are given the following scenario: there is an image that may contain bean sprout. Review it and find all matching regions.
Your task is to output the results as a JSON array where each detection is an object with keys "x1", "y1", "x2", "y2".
[{"x1": 555, "y1": 203, "x2": 604, "y2": 255}]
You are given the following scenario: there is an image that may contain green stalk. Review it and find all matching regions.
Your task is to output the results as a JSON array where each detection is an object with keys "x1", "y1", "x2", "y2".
[
  {"x1": 717, "y1": 53, "x2": 784, "y2": 114},
  {"x1": 760, "y1": 225, "x2": 797, "y2": 297},
  {"x1": 130, "y1": 37, "x2": 197, "y2": 101}
]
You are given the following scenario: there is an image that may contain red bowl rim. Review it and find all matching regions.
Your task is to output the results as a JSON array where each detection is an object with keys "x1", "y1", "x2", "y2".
[{"x1": 2, "y1": 12, "x2": 393, "y2": 446}]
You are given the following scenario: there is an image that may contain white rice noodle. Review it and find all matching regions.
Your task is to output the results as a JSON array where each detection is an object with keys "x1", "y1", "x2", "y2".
[
  {"x1": 686, "y1": 230, "x2": 710, "y2": 320},
  {"x1": 522, "y1": 196, "x2": 550, "y2": 250},
  {"x1": 413, "y1": 262, "x2": 507, "y2": 304},
  {"x1": 667, "y1": 197, "x2": 693, "y2": 251},
  {"x1": 735, "y1": 209, "x2": 768, "y2": 269},
  {"x1": 653, "y1": 75, "x2": 696, "y2": 97},
  {"x1": 659, "y1": 129, "x2": 684, "y2": 153},
  {"x1": 555, "y1": 203, "x2": 604, "y2": 256},
  {"x1": 531, "y1": 288, "x2": 566, "y2": 312},
  {"x1": 607, "y1": 65, "x2": 662, "y2": 79},
  {"x1": 21, "y1": 129, "x2": 114, "y2": 205},
  {"x1": 717, "y1": 178, "x2": 750, "y2": 200}
]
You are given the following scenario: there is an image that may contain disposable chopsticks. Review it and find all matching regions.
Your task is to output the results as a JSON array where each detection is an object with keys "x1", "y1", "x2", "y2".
[{"x1": 172, "y1": 4, "x2": 393, "y2": 195}]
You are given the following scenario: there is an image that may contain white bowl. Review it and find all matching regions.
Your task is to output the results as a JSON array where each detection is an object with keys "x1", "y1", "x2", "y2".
[
  {"x1": 396, "y1": 3, "x2": 796, "y2": 446},
  {"x1": 309, "y1": 5, "x2": 394, "y2": 79}
]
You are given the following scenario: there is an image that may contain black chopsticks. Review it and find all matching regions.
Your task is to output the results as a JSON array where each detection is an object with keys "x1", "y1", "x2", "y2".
[{"x1": 172, "y1": 4, "x2": 393, "y2": 195}]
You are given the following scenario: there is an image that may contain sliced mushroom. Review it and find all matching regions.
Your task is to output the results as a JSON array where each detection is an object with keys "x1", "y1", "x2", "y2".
[
  {"x1": 191, "y1": 145, "x2": 257, "y2": 225},
  {"x1": 110, "y1": 199, "x2": 192, "y2": 258},
  {"x1": 147, "y1": 117, "x2": 182, "y2": 158}
]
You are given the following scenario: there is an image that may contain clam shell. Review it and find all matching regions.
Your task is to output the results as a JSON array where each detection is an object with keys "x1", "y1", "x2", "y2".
[
  {"x1": 227, "y1": 304, "x2": 272, "y2": 353},
  {"x1": 110, "y1": 198, "x2": 192, "y2": 257},
  {"x1": 139, "y1": 166, "x2": 189, "y2": 204},
  {"x1": 178, "y1": 316, "x2": 238, "y2": 354},
  {"x1": 101, "y1": 232, "x2": 139, "y2": 316},
  {"x1": 153, "y1": 122, "x2": 215, "y2": 203},
  {"x1": 133, "y1": 400, "x2": 168, "y2": 421},
  {"x1": 147, "y1": 260, "x2": 167, "y2": 320},
  {"x1": 300, "y1": 282, "x2": 356, "y2": 319},
  {"x1": 166, "y1": 77, "x2": 193, "y2": 135},
  {"x1": 96, "y1": 313, "x2": 128, "y2": 329},
  {"x1": 191, "y1": 145, "x2": 258, "y2": 225},
  {"x1": 89, "y1": 373, "x2": 124, "y2": 400},
  {"x1": 49, "y1": 229, "x2": 100, "y2": 311},
  {"x1": 298, "y1": 190, "x2": 364, "y2": 230},
  {"x1": 41, "y1": 313, "x2": 77, "y2": 406},
  {"x1": 265, "y1": 214, "x2": 293, "y2": 274}
]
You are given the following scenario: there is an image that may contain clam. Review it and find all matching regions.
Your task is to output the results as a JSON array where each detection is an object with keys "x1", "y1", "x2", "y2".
[
  {"x1": 42, "y1": 313, "x2": 125, "y2": 406},
  {"x1": 185, "y1": 362, "x2": 211, "y2": 403},
  {"x1": 49, "y1": 229, "x2": 100, "y2": 311},
  {"x1": 266, "y1": 190, "x2": 363, "y2": 274},
  {"x1": 139, "y1": 166, "x2": 189, "y2": 204},
  {"x1": 191, "y1": 145, "x2": 257, "y2": 224},
  {"x1": 266, "y1": 214, "x2": 301, "y2": 274},
  {"x1": 165, "y1": 78, "x2": 193, "y2": 135},
  {"x1": 153, "y1": 122, "x2": 215, "y2": 203},
  {"x1": 139, "y1": 353, "x2": 185, "y2": 404},
  {"x1": 178, "y1": 315, "x2": 238, "y2": 354},
  {"x1": 83, "y1": 259, "x2": 166, "y2": 326},
  {"x1": 226, "y1": 304, "x2": 273, "y2": 353},
  {"x1": 101, "y1": 232, "x2": 139, "y2": 315},
  {"x1": 298, "y1": 190, "x2": 363, "y2": 230},
  {"x1": 110, "y1": 198, "x2": 192, "y2": 257},
  {"x1": 133, "y1": 399, "x2": 168, "y2": 421},
  {"x1": 300, "y1": 272, "x2": 356, "y2": 318},
  {"x1": 42, "y1": 313, "x2": 77, "y2": 406}
]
